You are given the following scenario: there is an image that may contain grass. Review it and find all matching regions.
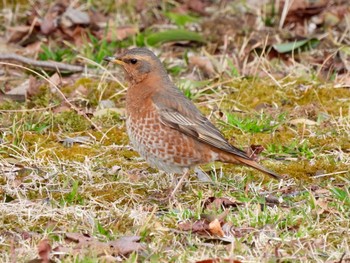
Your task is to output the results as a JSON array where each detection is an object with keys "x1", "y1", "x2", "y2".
[
  {"x1": 1, "y1": 71, "x2": 349, "y2": 262},
  {"x1": 1, "y1": 0, "x2": 350, "y2": 262}
]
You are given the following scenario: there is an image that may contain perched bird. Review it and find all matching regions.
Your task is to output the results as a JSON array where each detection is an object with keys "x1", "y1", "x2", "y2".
[{"x1": 104, "y1": 48, "x2": 281, "y2": 195}]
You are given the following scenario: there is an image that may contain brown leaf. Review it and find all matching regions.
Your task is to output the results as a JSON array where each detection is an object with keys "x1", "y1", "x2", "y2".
[
  {"x1": 246, "y1": 144, "x2": 265, "y2": 161},
  {"x1": 196, "y1": 259, "x2": 242, "y2": 263},
  {"x1": 37, "y1": 239, "x2": 51, "y2": 263},
  {"x1": 23, "y1": 41, "x2": 42, "y2": 57},
  {"x1": 203, "y1": 197, "x2": 240, "y2": 210},
  {"x1": 283, "y1": 0, "x2": 328, "y2": 24},
  {"x1": 63, "y1": 233, "x2": 143, "y2": 256},
  {"x1": 189, "y1": 56, "x2": 215, "y2": 77},
  {"x1": 221, "y1": 223, "x2": 255, "y2": 238},
  {"x1": 105, "y1": 25, "x2": 138, "y2": 42},
  {"x1": 60, "y1": 7, "x2": 90, "y2": 28},
  {"x1": 107, "y1": 236, "x2": 144, "y2": 255},
  {"x1": 26, "y1": 76, "x2": 41, "y2": 99},
  {"x1": 60, "y1": 26, "x2": 87, "y2": 46},
  {"x1": 6, "y1": 26, "x2": 31, "y2": 43},
  {"x1": 48, "y1": 73, "x2": 61, "y2": 93},
  {"x1": 41, "y1": 1, "x2": 68, "y2": 35},
  {"x1": 178, "y1": 219, "x2": 210, "y2": 235},
  {"x1": 208, "y1": 218, "x2": 224, "y2": 237},
  {"x1": 4, "y1": 79, "x2": 30, "y2": 102}
]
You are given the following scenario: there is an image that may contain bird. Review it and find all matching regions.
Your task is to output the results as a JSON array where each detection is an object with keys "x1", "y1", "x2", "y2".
[{"x1": 104, "y1": 48, "x2": 281, "y2": 196}]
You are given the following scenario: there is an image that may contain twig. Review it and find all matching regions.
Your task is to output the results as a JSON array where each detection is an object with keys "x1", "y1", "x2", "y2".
[
  {"x1": 312, "y1": 170, "x2": 348, "y2": 179},
  {"x1": 0, "y1": 53, "x2": 84, "y2": 72}
]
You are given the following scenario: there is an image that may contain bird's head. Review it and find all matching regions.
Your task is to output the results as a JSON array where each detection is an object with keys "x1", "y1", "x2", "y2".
[{"x1": 104, "y1": 48, "x2": 167, "y2": 84}]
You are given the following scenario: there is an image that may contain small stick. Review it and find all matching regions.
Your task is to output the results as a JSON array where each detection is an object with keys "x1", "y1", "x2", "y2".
[
  {"x1": 0, "y1": 53, "x2": 84, "y2": 72},
  {"x1": 170, "y1": 169, "x2": 190, "y2": 198}
]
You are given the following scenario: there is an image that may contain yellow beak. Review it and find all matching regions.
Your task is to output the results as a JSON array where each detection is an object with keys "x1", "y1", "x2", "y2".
[{"x1": 103, "y1": 56, "x2": 126, "y2": 66}]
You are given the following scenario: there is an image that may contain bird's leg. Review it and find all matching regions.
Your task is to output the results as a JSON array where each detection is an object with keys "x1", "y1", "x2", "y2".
[{"x1": 170, "y1": 168, "x2": 189, "y2": 198}]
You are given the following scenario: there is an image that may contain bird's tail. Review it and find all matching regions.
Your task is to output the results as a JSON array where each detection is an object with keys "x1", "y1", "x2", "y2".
[{"x1": 219, "y1": 153, "x2": 282, "y2": 180}]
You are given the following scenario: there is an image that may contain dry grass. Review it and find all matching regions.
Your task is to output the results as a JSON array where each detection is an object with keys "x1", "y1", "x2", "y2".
[{"x1": 1, "y1": 1, "x2": 350, "y2": 262}]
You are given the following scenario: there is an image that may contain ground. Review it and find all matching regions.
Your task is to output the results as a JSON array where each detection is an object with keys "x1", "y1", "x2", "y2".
[{"x1": 0, "y1": 0, "x2": 349, "y2": 262}]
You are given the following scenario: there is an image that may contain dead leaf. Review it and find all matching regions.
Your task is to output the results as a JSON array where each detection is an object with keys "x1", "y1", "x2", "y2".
[
  {"x1": 37, "y1": 239, "x2": 52, "y2": 263},
  {"x1": 246, "y1": 144, "x2": 265, "y2": 161},
  {"x1": 48, "y1": 73, "x2": 61, "y2": 93},
  {"x1": 4, "y1": 79, "x2": 30, "y2": 101},
  {"x1": 23, "y1": 41, "x2": 42, "y2": 56},
  {"x1": 175, "y1": 0, "x2": 208, "y2": 15},
  {"x1": 208, "y1": 219, "x2": 224, "y2": 237},
  {"x1": 289, "y1": 118, "x2": 318, "y2": 126},
  {"x1": 203, "y1": 197, "x2": 240, "y2": 210},
  {"x1": 52, "y1": 102, "x2": 71, "y2": 113},
  {"x1": 41, "y1": 1, "x2": 67, "y2": 35},
  {"x1": 6, "y1": 26, "x2": 31, "y2": 43},
  {"x1": 60, "y1": 233, "x2": 144, "y2": 256},
  {"x1": 67, "y1": 84, "x2": 88, "y2": 100},
  {"x1": 283, "y1": 0, "x2": 328, "y2": 25},
  {"x1": 59, "y1": 136, "x2": 93, "y2": 147},
  {"x1": 26, "y1": 76, "x2": 41, "y2": 98},
  {"x1": 316, "y1": 198, "x2": 340, "y2": 215},
  {"x1": 105, "y1": 25, "x2": 138, "y2": 42},
  {"x1": 178, "y1": 219, "x2": 209, "y2": 234},
  {"x1": 60, "y1": 7, "x2": 90, "y2": 28},
  {"x1": 189, "y1": 56, "x2": 215, "y2": 76},
  {"x1": 60, "y1": 26, "x2": 87, "y2": 46},
  {"x1": 107, "y1": 236, "x2": 144, "y2": 255},
  {"x1": 196, "y1": 259, "x2": 242, "y2": 263}
]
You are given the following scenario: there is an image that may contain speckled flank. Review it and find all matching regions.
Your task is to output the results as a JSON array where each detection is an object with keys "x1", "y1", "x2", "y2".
[{"x1": 126, "y1": 111, "x2": 216, "y2": 174}]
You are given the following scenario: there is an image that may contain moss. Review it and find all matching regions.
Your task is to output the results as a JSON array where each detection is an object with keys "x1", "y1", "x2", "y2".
[
  {"x1": 279, "y1": 158, "x2": 349, "y2": 180},
  {"x1": 53, "y1": 111, "x2": 90, "y2": 132},
  {"x1": 27, "y1": 85, "x2": 54, "y2": 108},
  {"x1": 60, "y1": 78, "x2": 125, "y2": 107},
  {"x1": 51, "y1": 144, "x2": 99, "y2": 162},
  {"x1": 96, "y1": 127, "x2": 128, "y2": 146}
]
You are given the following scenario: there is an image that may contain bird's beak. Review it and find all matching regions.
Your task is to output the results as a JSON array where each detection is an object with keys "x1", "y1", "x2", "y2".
[{"x1": 103, "y1": 56, "x2": 126, "y2": 66}]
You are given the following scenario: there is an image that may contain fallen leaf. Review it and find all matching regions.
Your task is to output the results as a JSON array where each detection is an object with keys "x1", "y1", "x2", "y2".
[
  {"x1": 189, "y1": 56, "x2": 215, "y2": 76},
  {"x1": 289, "y1": 118, "x2": 318, "y2": 126},
  {"x1": 37, "y1": 239, "x2": 52, "y2": 263},
  {"x1": 107, "y1": 236, "x2": 144, "y2": 255},
  {"x1": 208, "y1": 219, "x2": 224, "y2": 237},
  {"x1": 4, "y1": 79, "x2": 30, "y2": 101},
  {"x1": 48, "y1": 73, "x2": 61, "y2": 93},
  {"x1": 26, "y1": 76, "x2": 42, "y2": 98},
  {"x1": 203, "y1": 197, "x2": 240, "y2": 210},
  {"x1": 59, "y1": 136, "x2": 93, "y2": 147},
  {"x1": 6, "y1": 25, "x2": 31, "y2": 43},
  {"x1": 60, "y1": 7, "x2": 90, "y2": 28},
  {"x1": 246, "y1": 144, "x2": 265, "y2": 161},
  {"x1": 196, "y1": 259, "x2": 242, "y2": 263},
  {"x1": 60, "y1": 233, "x2": 144, "y2": 257},
  {"x1": 105, "y1": 25, "x2": 138, "y2": 42},
  {"x1": 178, "y1": 219, "x2": 209, "y2": 234},
  {"x1": 194, "y1": 167, "x2": 212, "y2": 183},
  {"x1": 40, "y1": 1, "x2": 67, "y2": 35}
]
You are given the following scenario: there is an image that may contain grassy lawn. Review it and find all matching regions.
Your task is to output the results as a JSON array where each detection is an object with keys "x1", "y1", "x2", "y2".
[{"x1": 0, "y1": 0, "x2": 349, "y2": 262}]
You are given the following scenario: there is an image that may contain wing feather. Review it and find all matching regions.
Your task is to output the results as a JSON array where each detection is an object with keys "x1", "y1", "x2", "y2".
[{"x1": 152, "y1": 91, "x2": 251, "y2": 160}]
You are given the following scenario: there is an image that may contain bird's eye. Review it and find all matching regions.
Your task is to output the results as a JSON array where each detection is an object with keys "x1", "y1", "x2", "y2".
[{"x1": 130, "y1": 58, "x2": 138, "y2": 64}]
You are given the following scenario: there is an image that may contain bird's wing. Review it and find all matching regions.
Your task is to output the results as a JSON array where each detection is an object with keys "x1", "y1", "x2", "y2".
[{"x1": 152, "y1": 91, "x2": 251, "y2": 160}]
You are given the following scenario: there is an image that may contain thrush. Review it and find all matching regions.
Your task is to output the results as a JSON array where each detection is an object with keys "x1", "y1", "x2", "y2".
[{"x1": 104, "y1": 48, "x2": 281, "y2": 195}]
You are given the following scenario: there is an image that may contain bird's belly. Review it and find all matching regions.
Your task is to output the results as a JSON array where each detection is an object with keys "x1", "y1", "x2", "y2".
[{"x1": 126, "y1": 113, "x2": 212, "y2": 174}]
